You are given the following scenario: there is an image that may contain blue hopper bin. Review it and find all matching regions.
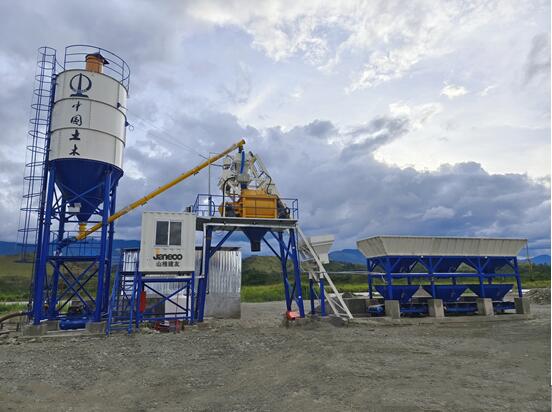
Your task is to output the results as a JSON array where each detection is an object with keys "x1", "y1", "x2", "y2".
[
  {"x1": 467, "y1": 284, "x2": 513, "y2": 301},
  {"x1": 374, "y1": 285, "x2": 419, "y2": 303},
  {"x1": 422, "y1": 285, "x2": 467, "y2": 302}
]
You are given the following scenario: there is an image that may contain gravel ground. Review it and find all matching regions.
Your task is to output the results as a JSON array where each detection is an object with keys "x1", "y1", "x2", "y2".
[
  {"x1": 0, "y1": 303, "x2": 549, "y2": 411},
  {"x1": 526, "y1": 288, "x2": 551, "y2": 305}
]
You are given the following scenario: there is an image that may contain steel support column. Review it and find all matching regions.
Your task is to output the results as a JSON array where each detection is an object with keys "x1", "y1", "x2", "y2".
[
  {"x1": 32, "y1": 166, "x2": 56, "y2": 324},
  {"x1": 93, "y1": 170, "x2": 112, "y2": 322}
]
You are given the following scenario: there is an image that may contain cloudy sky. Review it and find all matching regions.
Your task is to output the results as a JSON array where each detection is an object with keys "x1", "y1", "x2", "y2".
[{"x1": 0, "y1": 1, "x2": 550, "y2": 255}]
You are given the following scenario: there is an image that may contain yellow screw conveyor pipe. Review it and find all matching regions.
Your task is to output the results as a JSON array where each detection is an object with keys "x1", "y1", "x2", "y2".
[{"x1": 74, "y1": 138, "x2": 246, "y2": 241}]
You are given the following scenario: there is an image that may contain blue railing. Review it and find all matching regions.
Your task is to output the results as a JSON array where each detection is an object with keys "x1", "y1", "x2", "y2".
[{"x1": 192, "y1": 194, "x2": 299, "y2": 219}]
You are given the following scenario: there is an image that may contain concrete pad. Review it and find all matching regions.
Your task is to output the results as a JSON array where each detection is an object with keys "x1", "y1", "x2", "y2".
[
  {"x1": 476, "y1": 298, "x2": 494, "y2": 316},
  {"x1": 85, "y1": 321, "x2": 106, "y2": 334},
  {"x1": 384, "y1": 300, "x2": 401, "y2": 319},
  {"x1": 22, "y1": 323, "x2": 48, "y2": 336},
  {"x1": 428, "y1": 299, "x2": 444, "y2": 318},
  {"x1": 515, "y1": 297, "x2": 531, "y2": 314},
  {"x1": 343, "y1": 297, "x2": 367, "y2": 314},
  {"x1": 45, "y1": 320, "x2": 59, "y2": 331},
  {"x1": 205, "y1": 295, "x2": 241, "y2": 319}
]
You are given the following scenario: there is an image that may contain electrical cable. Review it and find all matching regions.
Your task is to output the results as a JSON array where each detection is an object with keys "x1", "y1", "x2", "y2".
[{"x1": 127, "y1": 112, "x2": 223, "y2": 167}]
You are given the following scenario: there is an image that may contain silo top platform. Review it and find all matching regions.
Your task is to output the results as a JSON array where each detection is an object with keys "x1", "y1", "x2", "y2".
[{"x1": 356, "y1": 236, "x2": 527, "y2": 258}]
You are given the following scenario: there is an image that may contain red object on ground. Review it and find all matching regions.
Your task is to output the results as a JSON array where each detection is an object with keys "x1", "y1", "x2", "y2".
[
  {"x1": 286, "y1": 310, "x2": 299, "y2": 320},
  {"x1": 139, "y1": 291, "x2": 147, "y2": 313}
]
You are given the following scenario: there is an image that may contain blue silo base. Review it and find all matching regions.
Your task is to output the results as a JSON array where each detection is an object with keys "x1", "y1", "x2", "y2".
[
  {"x1": 30, "y1": 165, "x2": 120, "y2": 326},
  {"x1": 53, "y1": 159, "x2": 122, "y2": 223}
]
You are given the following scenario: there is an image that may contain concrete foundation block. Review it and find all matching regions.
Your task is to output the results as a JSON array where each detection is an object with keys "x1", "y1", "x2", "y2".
[
  {"x1": 476, "y1": 298, "x2": 494, "y2": 316},
  {"x1": 85, "y1": 321, "x2": 106, "y2": 334},
  {"x1": 343, "y1": 297, "x2": 367, "y2": 314},
  {"x1": 384, "y1": 300, "x2": 401, "y2": 319},
  {"x1": 205, "y1": 295, "x2": 241, "y2": 319},
  {"x1": 427, "y1": 299, "x2": 444, "y2": 318},
  {"x1": 514, "y1": 297, "x2": 531, "y2": 314},
  {"x1": 45, "y1": 320, "x2": 59, "y2": 331},
  {"x1": 22, "y1": 323, "x2": 48, "y2": 336}
]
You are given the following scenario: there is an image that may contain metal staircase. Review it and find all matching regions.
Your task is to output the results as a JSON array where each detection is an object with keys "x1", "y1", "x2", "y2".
[
  {"x1": 106, "y1": 249, "x2": 139, "y2": 335},
  {"x1": 297, "y1": 227, "x2": 353, "y2": 320}
]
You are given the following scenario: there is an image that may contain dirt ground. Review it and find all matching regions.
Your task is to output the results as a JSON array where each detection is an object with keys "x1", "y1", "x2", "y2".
[{"x1": 0, "y1": 303, "x2": 549, "y2": 412}]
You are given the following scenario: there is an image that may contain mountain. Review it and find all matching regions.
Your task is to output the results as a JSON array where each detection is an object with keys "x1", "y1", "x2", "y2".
[
  {"x1": 0, "y1": 241, "x2": 19, "y2": 255},
  {"x1": 329, "y1": 249, "x2": 365, "y2": 265},
  {"x1": 520, "y1": 255, "x2": 551, "y2": 265}
]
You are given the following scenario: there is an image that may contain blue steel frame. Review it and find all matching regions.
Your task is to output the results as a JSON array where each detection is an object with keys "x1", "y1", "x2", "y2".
[
  {"x1": 27, "y1": 45, "x2": 130, "y2": 327},
  {"x1": 135, "y1": 273, "x2": 196, "y2": 325},
  {"x1": 366, "y1": 255, "x2": 523, "y2": 305},
  {"x1": 32, "y1": 166, "x2": 120, "y2": 324},
  {"x1": 106, "y1": 248, "x2": 140, "y2": 334},
  {"x1": 106, "y1": 248, "x2": 197, "y2": 334},
  {"x1": 307, "y1": 275, "x2": 327, "y2": 317},
  {"x1": 196, "y1": 225, "x2": 305, "y2": 321}
]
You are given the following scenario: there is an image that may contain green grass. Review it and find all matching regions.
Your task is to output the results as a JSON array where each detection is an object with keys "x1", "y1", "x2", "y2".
[
  {"x1": 241, "y1": 279, "x2": 551, "y2": 303},
  {"x1": 0, "y1": 253, "x2": 549, "y2": 304},
  {"x1": 0, "y1": 303, "x2": 28, "y2": 316},
  {"x1": 241, "y1": 284, "x2": 286, "y2": 302},
  {"x1": 0, "y1": 255, "x2": 33, "y2": 301},
  {"x1": 0, "y1": 254, "x2": 102, "y2": 302}
]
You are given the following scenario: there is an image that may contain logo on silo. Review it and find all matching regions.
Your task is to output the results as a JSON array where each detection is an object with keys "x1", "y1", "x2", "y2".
[{"x1": 70, "y1": 73, "x2": 92, "y2": 97}]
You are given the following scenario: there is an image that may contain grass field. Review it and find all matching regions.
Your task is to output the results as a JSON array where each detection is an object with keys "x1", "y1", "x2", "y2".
[
  {"x1": 0, "y1": 255, "x2": 33, "y2": 301},
  {"x1": 241, "y1": 279, "x2": 551, "y2": 302},
  {"x1": 1, "y1": 254, "x2": 549, "y2": 305}
]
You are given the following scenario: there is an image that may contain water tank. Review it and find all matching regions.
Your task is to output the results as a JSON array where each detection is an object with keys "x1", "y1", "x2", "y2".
[{"x1": 49, "y1": 48, "x2": 129, "y2": 222}]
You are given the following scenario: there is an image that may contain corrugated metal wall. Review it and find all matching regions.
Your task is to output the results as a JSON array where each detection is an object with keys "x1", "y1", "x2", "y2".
[{"x1": 199, "y1": 248, "x2": 241, "y2": 295}]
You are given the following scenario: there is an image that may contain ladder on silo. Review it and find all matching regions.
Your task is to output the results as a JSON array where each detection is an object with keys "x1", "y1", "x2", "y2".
[
  {"x1": 106, "y1": 250, "x2": 140, "y2": 335},
  {"x1": 17, "y1": 47, "x2": 59, "y2": 263},
  {"x1": 297, "y1": 227, "x2": 353, "y2": 320}
]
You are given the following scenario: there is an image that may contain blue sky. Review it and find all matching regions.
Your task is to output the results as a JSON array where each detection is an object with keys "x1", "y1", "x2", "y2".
[{"x1": 0, "y1": 1, "x2": 550, "y2": 255}]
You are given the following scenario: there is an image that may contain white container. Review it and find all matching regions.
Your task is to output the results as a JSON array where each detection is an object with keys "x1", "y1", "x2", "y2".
[{"x1": 139, "y1": 212, "x2": 196, "y2": 273}]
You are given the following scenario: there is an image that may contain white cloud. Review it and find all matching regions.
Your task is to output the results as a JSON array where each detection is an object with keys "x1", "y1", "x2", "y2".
[
  {"x1": 389, "y1": 102, "x2": 443, "y2": 129},
  {"x1": 188, "y1": 1, "x2": 526, "y2": 92},
  {"x1": 0, "y1": 0, "x2": 548, "y2": 257},
  {"x1": 479, "y1": 85, "x2": 497, "y2": 96},
  {"x1": 422, "y1": 206, "x2": 456, "y2": 221},
  {"x1": 441, "y1": 83, "x2": 468, "y2": 99}
]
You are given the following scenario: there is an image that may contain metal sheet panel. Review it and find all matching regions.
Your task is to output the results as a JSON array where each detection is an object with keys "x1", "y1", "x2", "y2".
[
  {"x1": 357, "y1": 236, "x2": 527, "y2": 258},
  {"x1": 200, "y1": 248, "x2": 242, "y2": 295}
]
